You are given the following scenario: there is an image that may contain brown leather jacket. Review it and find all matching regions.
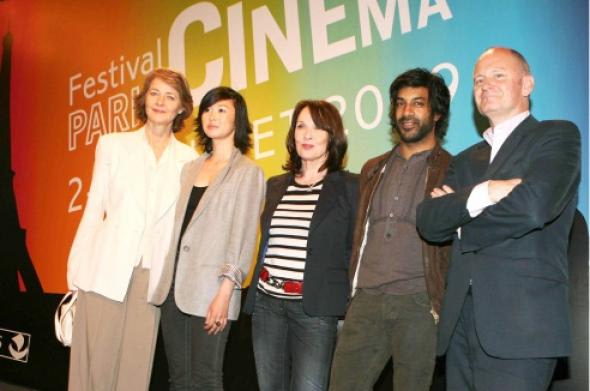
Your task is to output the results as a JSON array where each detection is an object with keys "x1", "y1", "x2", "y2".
[{"x1": 349, "y1": 143, "x2": 452, "y2": 317}]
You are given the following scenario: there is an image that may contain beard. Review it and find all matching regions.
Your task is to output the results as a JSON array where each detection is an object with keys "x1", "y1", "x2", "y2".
[{"x1": 394, "y1": 114, "x2": 436, "y2": 144}]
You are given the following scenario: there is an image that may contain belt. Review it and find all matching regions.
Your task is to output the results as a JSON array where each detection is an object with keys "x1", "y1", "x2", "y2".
[{"x1": 259, "y1": 267, "x2": 303, "y2": 294}]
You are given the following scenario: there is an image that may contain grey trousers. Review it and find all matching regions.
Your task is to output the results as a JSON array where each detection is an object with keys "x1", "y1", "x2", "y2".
[
  {"x1": 68, "y1": 267, "x2": 160, "y2": 391},
  {"x1": 160, "y1": 291, "x2": 231, "y2": 391},
  {"x1": 330, "y1": 290, "x2": 437, "y2": 391}
]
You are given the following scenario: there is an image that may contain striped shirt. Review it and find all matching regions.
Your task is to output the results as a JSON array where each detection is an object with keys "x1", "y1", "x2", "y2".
[{"x1": 257, "y1": 179, "x2": 323, "y2": 300}]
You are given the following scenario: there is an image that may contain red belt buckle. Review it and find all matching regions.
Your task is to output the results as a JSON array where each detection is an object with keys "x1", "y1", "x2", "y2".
[
  {"x1": 260, "y1": 267, "x2": 303, "y2": 294},
  {"x1": 283, "y1": 281, "x2": 303, "y2": 294},
  {"x1": 260, "y1": 267, "x2": 270, "y2": 282}
]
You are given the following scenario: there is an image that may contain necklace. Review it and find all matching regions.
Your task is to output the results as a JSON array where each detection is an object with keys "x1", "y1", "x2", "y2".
[
  {"x1": 295, "y1": 177, "x2": 323, "y2": 192},
  {"x1": 304, "y1": 180, "x2": 319, "y2": 192}
]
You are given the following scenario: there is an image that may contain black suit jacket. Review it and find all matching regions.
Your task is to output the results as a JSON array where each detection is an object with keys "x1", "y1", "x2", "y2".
[
  {"x1": 243, "y1": 170, "x2": 359, "y2": 316},
  {"x1": 417, "y1": 116, "x2": 581, "y2": 358}
]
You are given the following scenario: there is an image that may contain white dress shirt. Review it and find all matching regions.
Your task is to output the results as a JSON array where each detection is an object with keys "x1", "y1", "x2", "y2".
[{"x1": 137, "y1": 133, "x2": 175, "y2": 268}]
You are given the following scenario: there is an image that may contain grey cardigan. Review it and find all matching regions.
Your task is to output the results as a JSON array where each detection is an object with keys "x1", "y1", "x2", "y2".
[{"x1": 150, "y1": 148, "x2": 265, "y2": 320}]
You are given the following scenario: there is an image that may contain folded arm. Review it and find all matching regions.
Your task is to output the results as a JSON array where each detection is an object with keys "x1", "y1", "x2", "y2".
[
  {"x1": 416, "y1": 159, "x2": 473, "y2": 242},
  {"x1": 460, "y1": 123, "x2": 581, "y2": 252}
]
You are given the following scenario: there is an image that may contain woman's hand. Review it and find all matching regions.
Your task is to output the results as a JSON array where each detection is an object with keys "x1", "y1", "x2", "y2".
[{"x1": 204, "y1": 278, "x2": 235, "y2": 335}]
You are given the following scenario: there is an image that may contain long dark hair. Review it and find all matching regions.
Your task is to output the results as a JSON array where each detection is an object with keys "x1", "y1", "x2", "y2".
[{"x1": 195, "y1": 86, "x2": 252, "y2": 154}]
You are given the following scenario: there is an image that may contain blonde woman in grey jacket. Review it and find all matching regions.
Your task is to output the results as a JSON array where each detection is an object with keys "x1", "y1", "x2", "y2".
[{"x1": 150, "y1": 86, "x2": 265, "y2": 390}]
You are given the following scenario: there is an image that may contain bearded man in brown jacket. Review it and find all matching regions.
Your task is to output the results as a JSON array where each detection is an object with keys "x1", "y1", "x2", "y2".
[{"x1": 330, "y1": 68, "x2": 452, "y2": 391}]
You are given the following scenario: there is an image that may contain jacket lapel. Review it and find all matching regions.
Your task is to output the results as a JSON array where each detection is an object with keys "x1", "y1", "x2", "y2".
[
  {"x1": 468, "y1": 142, "x2": 491, "y2": 183},
  {"x1": 261, "y1": 174, "x2": 291, "y2": 235},
  {"x1": 186, "y1": 148, "x2": 241, "y2": 229},
  {"x1": 124, "y1": 128, "x2": 148, "y2": 215},
  {"x1": 308, "y1": 172, "x2": 340, "y2": 235},
  {"x1": 484, "y1": 115, "x2": 537, "y2": 178},
  {"x1": 171, "y1": 158, "x2": 203, "y2": 244},
  {"x1": 154, "y1": 138, "x2": 194, "y2": 222},
  {"x1": 364, "y1": 150, "x2": 393, "y2": 208}
]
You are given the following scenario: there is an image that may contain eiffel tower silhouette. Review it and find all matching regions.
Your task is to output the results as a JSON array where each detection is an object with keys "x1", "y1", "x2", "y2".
[{"x1": 0, "y1": 32, "x2": 42, "y2": 300}]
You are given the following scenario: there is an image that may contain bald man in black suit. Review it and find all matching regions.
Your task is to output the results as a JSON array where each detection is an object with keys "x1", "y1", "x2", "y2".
[{"x1": 417, "y1": 47, "x2": 581, "y2": 390}]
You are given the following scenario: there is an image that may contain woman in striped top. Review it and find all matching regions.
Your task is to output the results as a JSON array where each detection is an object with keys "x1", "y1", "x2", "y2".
[{"x1": 244, "y1": 100, "x2": 358, "y2": 391}]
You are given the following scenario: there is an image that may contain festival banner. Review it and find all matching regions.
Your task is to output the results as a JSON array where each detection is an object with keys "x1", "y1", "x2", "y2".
[{"x1": 0, "y1": 1, "x2": 587, "y2": 387}]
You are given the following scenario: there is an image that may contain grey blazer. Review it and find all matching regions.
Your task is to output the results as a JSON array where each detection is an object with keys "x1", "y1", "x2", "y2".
[{"x1": 150, "y1": 148, "x2": 265, "y2": 320}]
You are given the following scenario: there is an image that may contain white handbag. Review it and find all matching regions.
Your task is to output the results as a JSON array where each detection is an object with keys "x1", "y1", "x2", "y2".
[{"x1": 54, "y1": 290, "x2": 78, "y2": 347}]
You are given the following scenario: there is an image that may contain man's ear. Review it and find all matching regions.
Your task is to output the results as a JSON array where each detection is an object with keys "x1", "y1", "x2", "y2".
[{"x1": 522, "y1": 74, "x2": 535, "y2": 97}]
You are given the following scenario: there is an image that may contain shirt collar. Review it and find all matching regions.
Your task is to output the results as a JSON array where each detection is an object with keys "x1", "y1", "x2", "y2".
[
  {"x1": 392, "y1": 145, "x2": 433, "y2": 162},
  {"x1": 140, "y1": 128, "x2": 176, "y2": 163},
  {"x1": 482, "y1": 111, "x2": 530, "y2": 146}
]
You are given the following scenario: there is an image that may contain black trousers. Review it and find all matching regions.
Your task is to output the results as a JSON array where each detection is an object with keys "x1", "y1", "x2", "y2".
[
  {"x1": 446, "y1": 291, "x2": 557, "y2": 391},
  {"x1": 160, "y1": 292, "x2": 231, "y2": 391}
]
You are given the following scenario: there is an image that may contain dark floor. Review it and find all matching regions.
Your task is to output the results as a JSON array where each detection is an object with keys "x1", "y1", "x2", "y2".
[{"x1": 0, "y1": 382, "x2": 38, "y2": 391}]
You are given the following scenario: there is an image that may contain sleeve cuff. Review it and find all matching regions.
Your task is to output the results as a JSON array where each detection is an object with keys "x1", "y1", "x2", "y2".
[
  {"x1": 466, "y1": 181, "x2": 495, "y2": 218},
  {"x1": 218, "y1": 264, "x2": 242, "y2": 287}
]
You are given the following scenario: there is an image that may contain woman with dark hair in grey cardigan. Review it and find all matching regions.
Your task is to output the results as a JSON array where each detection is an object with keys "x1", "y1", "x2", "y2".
[{"x1": 151, "y1": 86, "x2": 265, "y2": 390}]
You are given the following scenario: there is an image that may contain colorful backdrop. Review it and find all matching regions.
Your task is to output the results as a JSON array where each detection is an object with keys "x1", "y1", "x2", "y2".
[{"x1": 0, "y1": 0, "x2": 587, "y2": 389}]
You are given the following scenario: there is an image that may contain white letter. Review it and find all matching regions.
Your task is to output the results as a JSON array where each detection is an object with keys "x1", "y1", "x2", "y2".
[
  {"x1": 418, "y1": 0, "x2": 452, "y2": 29},
  {"x1": 69, "y1": 73, "x2": 82, "y2": 106},
  {"x1": 358, "y1": 0, "x2": 411, "y2": 47},
  {"x1": 432, "y1": 62, "x2": 458, "y2": 99},
  {"x1": 279, "y1": 108, "x2": 294, "y2": 124},
  {"x1": 96, "y1": 71, "x2": 108, "y2": 95},
  {"x1": 130, "y1": 86, "x2": 142, "y2": 128},
  {"x1": 355, "y1": 85, "x2": 383, "y2": 130},
  {"x1": 108, "y1": 93, "x2": 130, "y2": 133},
  {"x1": 325, "y1": 95, "x2": 347, "y2": 116},
  {"x1": 83, "y1": 77, "x2": 96, "y2": 100},
  {"x1": 252, "y1": 115, "x2": 275, "y2": 160},
  {"x1": 68, "y1": 109, "x2": 87, "y2": 151},
  {"x1": 86, "y1": 102, "x2": 106, "y2": 146},
  {"x1": 326, "y1": 95, "x2": 348, "y2": 134},
  {"x1": 252, "y1": 0, "x2": 302, "y2": 84},
  {"x1": 228, "y1": 2, "x2": 247, "y2": 91},
  {"x1": 169, "y1": 2, "x2": 223, "y2": 104},
  {"x1": 309, "y1": 0, "x2": 356, "y2": 64},
  {"x1": 140, "y1": 52, "x2": 155, "y2": 76}
]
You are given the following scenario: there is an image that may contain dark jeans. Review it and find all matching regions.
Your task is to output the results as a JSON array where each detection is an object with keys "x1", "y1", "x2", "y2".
[
  {"x1": 160, "y1": 293, "x2": 231, "y2": 391},
  {"x1": 330, "y1": 290, "x2": 437, "y2": 391},
  {"x1": 251, "y1": 292, "x2": 338, "y2": 391},
  {"x1": 446, "y1": 291, "x2": 557, "y2": 391}
]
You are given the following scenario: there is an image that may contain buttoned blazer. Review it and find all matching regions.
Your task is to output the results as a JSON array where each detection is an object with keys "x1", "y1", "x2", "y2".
[
  {"x1": 243, "y1": 170, "x2": 358, "y2": 317},
  {"x1": 417, "y1": 116, "x2": 581, "y2": 358},
  {"x1": 150, "y1": 148, "x2": 265, "y2": 321},
  {"x1": 67, "y1": 127, "x2": 198, "y2": 302}
]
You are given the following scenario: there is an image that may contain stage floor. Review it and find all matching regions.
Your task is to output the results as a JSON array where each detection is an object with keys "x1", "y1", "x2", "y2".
[{"x1": 0, "y1": 381, "x2": 37, "y2": 391}]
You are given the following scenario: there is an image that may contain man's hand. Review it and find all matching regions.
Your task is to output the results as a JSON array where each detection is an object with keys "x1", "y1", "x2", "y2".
[
  {"x1": 431, "y1": 185, "x2": 455, "y2": 198},
  {"x1": 488, "y1": 178, "x2": 522, "y2": 203}
]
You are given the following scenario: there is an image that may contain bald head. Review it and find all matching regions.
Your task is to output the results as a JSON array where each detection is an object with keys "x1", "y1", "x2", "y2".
[
  {"x1": 478, "y1": 47, "x2": 531, "y2": 75},
  {"x1": 473, "y1": 47, "x2": 535, "y2": 126}
]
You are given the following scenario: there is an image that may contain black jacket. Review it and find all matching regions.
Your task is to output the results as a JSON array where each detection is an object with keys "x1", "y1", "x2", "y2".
[
  {"x1": 417, "y1": 116, "x2": 581, "y2": 358},
  {"x1": 243, "y1": 170, "x2": 358, "y2": 316}
]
